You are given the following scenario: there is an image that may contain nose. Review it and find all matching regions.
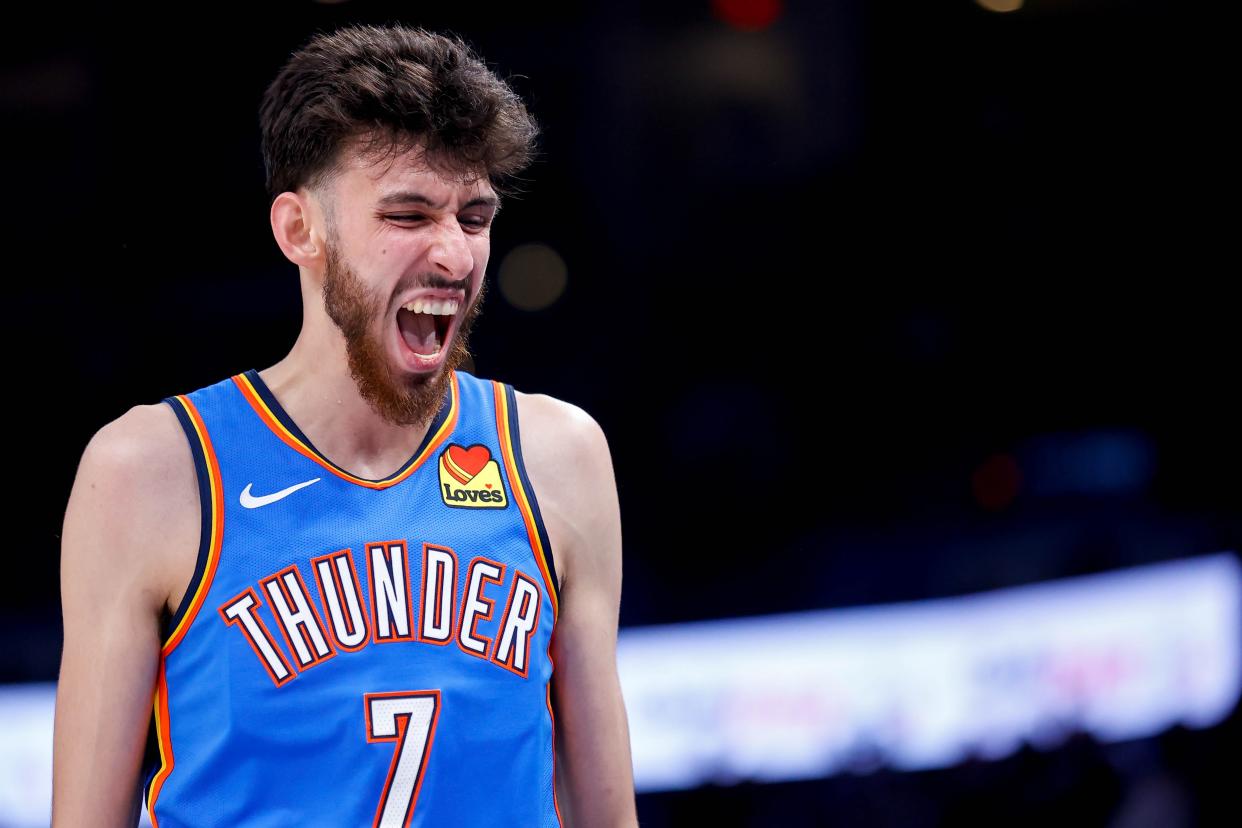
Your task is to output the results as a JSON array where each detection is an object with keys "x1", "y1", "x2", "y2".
[{"x1": 426, "y1": 217, "x2": 475, "y2": 279}]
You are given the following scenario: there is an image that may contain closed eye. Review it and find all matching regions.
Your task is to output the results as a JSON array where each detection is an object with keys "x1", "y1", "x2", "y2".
[{"x1": 386, "y1": 214, "x2": 490, "y2": 230}]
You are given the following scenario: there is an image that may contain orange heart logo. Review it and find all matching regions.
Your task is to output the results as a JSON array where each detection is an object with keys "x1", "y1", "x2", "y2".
[{"x1": 443, "y1": 444, "x2": 491, "y2": 484}]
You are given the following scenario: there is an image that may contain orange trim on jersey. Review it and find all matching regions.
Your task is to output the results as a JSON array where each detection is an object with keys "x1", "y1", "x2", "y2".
[
  {"x1": 367, "y1": 540, "x2": 417, "y2": 644},
  {"x1": 161, "y1": 394, "x2": 225, "y2": 654},
  {"x1": 219, "y1": 587, "x2": 297, "y2": 687},
  {"x1": 493, "y1": 382, "x2": 559, "y2": 620},
  {"x1": 311, "y1": 549, "x2": 372, "y2": 652},
  {"x1": 364, "y1": 690, "x2": 441, "y2": 828},
  {"x1": 260, "y1": 565, "x2": 338, "y2": 671},
  {"x1": 149, "y1": 393, "x2": 224, "y2": 826},
  {"x1": 454, "y1": 556, "x2": 506, "y2": 660},
  {"x1": 494, "y1": 381, "x2": 562, "y2": 822},
  {"x1": 147, "y1": 665, "x2": 173, "y2": 827},
  {"x1": 546, "y1": 642, "x2": 564, "y2": 826},
  {"x1": 231, "y1": 370, "x2": 459, "y2": 489},
  {"x1": 417, "y1": 543, "x2": 459, "y2": 646},
  {"x1": 491, "y1": 572, "x2": 542, "y2": 679}
]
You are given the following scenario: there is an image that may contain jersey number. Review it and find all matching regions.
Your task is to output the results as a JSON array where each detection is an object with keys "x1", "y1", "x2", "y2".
[{"x1": 364, "y1": 690, "x2": 441, "y2": 828}]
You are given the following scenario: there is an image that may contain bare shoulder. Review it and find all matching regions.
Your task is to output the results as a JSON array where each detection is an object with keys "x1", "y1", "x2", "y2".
[
  {"x1": 54, "y1": 403, "x2": 200, "y2": 826},
  {"x1": 64, "y1": 401, "x2": 200, "y2": 615},
  {"x1": 511, "y1": 390, "x2": 619, "y2": 591},
  {"x1": 511, "y1": 390, "x2": 611, "y2": 468},
  {"x1": 77, "y1": 402, "x2": 195, "y2": 511},
  {"x1": 82, "y1": 402, "x2": 189, "y2": 474}
]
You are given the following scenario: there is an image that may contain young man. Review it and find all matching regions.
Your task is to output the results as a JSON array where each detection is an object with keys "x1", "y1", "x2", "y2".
[{"x1": 53, "y1": 24, "x2": 637, "y2": 827}]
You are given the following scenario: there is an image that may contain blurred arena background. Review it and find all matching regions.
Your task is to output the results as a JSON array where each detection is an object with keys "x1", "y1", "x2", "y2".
[{"x1": 2, "y1": 0, "x2": 1237, "y2": 825}]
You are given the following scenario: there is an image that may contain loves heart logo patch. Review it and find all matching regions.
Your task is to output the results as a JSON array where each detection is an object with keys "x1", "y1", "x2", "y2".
[{"x1": 438, "y1": 443, "x2": 508, "y2": 509}]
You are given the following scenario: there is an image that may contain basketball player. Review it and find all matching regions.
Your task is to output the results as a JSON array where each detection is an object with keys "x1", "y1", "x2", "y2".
[{"x1": 52, "y1": 24, "x2": 637, "y2": 827}]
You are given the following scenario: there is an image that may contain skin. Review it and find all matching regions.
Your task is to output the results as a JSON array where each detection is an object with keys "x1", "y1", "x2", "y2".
[{"x1": 52, "y1": 138, "x2": 638, "y2": 827}]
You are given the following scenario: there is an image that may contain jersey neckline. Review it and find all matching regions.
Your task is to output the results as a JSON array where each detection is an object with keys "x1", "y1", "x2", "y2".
[{"x1": 233, "y1": 368, "x2": 459, "y2": 489}]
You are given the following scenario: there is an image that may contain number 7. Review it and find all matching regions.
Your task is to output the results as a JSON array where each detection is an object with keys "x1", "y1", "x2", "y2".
[{"x1": 364, "y1": 690, "x2": 441, "y2": 828}]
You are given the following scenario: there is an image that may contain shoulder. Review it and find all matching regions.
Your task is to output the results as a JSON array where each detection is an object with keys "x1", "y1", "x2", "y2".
[
  {"x1": 79, "y1": 401, "x2": 194, "y2": 492},
  {"x1": 508, "y1": 389, "x2": 619, "y2": 590},
  {"x1": 511, "y1": 388, "x2": 608, "y2": 447},
  {"x1": 64, "y1": 401, "x2": 200, "y2": 612},
  {"x1": 511, "y1": 389, "x2": 613, "y2": 485}
]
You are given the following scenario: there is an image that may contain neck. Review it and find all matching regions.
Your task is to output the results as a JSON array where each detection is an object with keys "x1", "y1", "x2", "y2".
[{"x1": 256, "y1": 303, "x2": 441, "y2": 481}]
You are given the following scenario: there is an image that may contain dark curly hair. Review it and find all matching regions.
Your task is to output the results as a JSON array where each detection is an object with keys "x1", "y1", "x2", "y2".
[{"x1": 259, "y1": 24, "x2": 539, "y2": 207}]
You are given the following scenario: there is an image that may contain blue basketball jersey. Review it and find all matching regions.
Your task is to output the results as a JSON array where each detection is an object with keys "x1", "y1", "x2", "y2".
[{"x1": 142, "y1": 367, "x2": 562, "y2": 827}]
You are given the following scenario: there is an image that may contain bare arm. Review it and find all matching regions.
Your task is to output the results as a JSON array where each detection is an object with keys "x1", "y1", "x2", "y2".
[
  {"x1": 518, "y1": 393, "x2": 638, "y2": 827},
  {"x1": 52, "y1": 404, "x2": 198, "y2": 827}
]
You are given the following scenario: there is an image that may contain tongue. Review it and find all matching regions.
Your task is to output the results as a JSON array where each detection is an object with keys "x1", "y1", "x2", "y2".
[{"x1": 397, "y1": 309, "x2": 440, "y2": 354}]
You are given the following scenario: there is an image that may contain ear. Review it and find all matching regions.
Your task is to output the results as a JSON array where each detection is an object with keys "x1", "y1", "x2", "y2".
[{"x1": 270, "y1": 189, "x2": 324, "y2": 267}]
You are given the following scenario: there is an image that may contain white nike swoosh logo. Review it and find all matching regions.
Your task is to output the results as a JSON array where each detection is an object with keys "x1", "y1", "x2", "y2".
[{"x1": 240, "y1": 478, "x2": 322, "y2": 508}]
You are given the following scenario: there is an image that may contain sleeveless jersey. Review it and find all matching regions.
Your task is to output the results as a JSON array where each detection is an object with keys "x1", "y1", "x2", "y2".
[{"x1": 142, "y1": 367, "x2": 562, "y2": 827}]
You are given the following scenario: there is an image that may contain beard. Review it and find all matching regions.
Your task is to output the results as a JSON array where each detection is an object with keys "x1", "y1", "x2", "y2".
[{"x1": 321, "y1": 235, "x2": 484, "y2": 428}]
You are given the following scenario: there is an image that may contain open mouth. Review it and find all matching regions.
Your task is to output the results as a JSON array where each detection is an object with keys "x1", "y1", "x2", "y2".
[{"x1": 396, "y1": 297, "x2": 459, "y2": 358}]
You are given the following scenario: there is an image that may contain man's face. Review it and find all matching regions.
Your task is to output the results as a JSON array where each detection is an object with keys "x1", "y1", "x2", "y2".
[{"x1": 317, "y1": 144, "x2": 497, "y2": 427}]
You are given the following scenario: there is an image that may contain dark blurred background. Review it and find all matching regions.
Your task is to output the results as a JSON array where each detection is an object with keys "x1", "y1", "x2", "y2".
[{"x1": 3, "y1": 0, "x2": 1238, "y2": 825}]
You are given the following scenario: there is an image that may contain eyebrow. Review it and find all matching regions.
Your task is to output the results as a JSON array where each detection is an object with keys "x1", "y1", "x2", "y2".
[{"x1": 375, "y1": 191, "x2": 501, "y2": 212}]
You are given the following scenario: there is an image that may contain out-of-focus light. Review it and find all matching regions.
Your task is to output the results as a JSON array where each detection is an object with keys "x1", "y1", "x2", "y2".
[
  {"x1": 976, "y1": 0, "x2": 1024, "y2": 12},
  {"x1": 711, "y1": 0, "x2": 783, "y2": 32},
  {"x1": 3, "y1": 556, "x2": 1239, "y2": 820},
  {"x1": 618, "y1": 553, "x2": 1242, "y2": 792},
  {"x1": 1020, "y1": 430, "x2": 1155, "y2": 497},
  {"x1": 972, "y1": 453, "x2": 1022, "y2": 510},
  {"x1": 498, "y1": 243, "x2": 568, "y2": 311}
]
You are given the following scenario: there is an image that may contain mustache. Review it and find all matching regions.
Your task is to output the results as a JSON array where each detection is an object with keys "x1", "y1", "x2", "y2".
[{"x1": 397, "y1": 272, "x2": 471, "y2": 294}]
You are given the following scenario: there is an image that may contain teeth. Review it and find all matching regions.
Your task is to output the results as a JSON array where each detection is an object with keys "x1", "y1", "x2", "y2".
[{"x1": 403, "y1": 298, "x2": 459, "y2": 316}]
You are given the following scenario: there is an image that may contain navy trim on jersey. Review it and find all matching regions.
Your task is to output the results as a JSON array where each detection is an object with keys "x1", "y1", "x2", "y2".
[
  {"x1": 142, "y1": 397, "x2": 213, "y2": 814},
  {"x1": 242, "y1": 368, "x2": 454, "y2": 483},
  {"x1": 503, "y1": 383, "x2": 560, "y2": 602},
  {"x1": 160, "y1": 396, "x2": 214, "y2": 644},
  {"x1": 141, "y1": 715, "x2": 160, "y2": 810}
]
